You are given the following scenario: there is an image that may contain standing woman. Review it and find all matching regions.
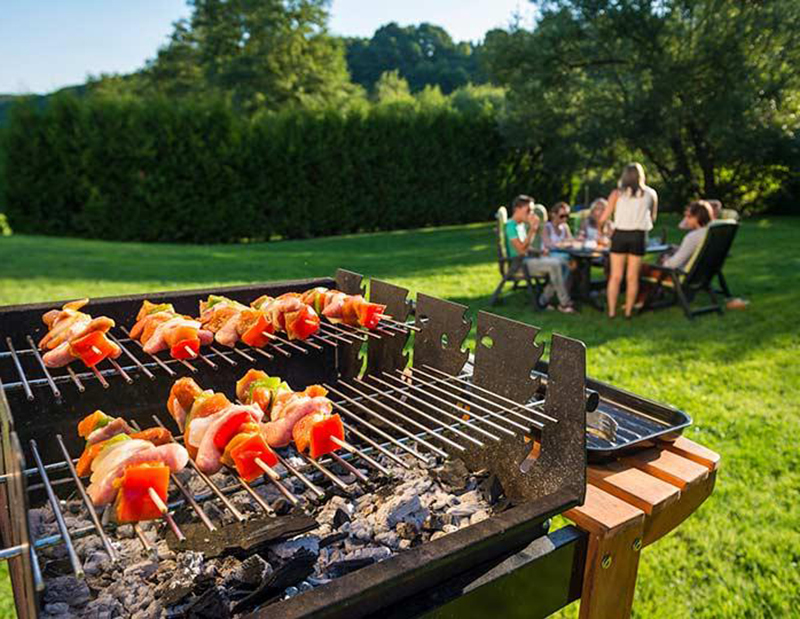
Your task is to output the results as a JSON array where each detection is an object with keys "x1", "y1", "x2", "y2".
[{"x1": 599, "y1": 163, "x2": 658, "y2": 318}]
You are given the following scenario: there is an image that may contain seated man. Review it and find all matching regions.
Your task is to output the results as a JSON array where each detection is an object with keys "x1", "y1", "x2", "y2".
[
  {"x1": 636, "y1": 200, "x2": 713, "y2": 307},
  {"x1": 505, "y1": 195, "x2": 576, "y2": 314}
]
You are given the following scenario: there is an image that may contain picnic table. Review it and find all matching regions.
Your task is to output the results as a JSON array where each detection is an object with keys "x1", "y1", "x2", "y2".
[{"x1": 557, "y1": 241, "x2": 671, "y2": 311}]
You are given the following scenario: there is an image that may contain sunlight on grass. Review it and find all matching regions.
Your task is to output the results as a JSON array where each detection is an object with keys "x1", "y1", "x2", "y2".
[{"x1": 0, "y1": 217, "x2": 798, "y2": 618}]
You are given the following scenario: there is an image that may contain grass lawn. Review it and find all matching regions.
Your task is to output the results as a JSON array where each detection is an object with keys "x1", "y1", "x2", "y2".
[{"x1": 0, "y1": 216, "x2": 798, "y2": 618}]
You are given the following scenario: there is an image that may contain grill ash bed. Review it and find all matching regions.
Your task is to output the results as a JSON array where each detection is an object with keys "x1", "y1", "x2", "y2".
[{"x1": 0, "y1": 269, "x2": 690, "y2": 619}]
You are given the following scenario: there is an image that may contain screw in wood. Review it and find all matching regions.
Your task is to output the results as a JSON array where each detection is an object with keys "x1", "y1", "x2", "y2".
[
  {"x1": 601, "y1": 554, "x2": 612, "y2": 569},
  {"x1": 633, "y1": 537, "x2": 642, "y2": 551}
]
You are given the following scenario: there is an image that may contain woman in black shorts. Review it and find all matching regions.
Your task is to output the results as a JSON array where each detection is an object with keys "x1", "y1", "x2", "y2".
[{"x1": 599, "y1": 163, "x2": 658, "y2": 318}]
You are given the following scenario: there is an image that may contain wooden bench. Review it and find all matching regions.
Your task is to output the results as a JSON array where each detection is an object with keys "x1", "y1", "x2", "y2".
[{"x1": 565, "y1": 436, "x2": 720, "y2": 618}]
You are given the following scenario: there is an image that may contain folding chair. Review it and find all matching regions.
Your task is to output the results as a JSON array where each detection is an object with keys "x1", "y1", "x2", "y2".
[
  {"x1": 641, "y1": 220, "x2": 739, "y2": 319},
  {"x1": 489, "y1": 206, "x2": 549, "y2": 308}
]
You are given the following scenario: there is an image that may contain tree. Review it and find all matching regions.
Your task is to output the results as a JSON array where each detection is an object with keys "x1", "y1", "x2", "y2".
[
  {"x1": 132, "y1": 0, "x2": 357, "y2": 114},
  {"x1": 485, "y1": 0, "x2": 800, "y2": 209},
  {"x1": 346, "y1": 23, "x2": 487, "y2": 94}
]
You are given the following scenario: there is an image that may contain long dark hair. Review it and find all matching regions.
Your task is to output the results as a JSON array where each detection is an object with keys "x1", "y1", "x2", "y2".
[{"x1": 618, "y1": 163, "x2": 646, "y2": 197}]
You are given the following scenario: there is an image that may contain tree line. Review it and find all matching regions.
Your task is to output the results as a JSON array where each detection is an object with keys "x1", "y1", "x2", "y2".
[{"x1": 1, "y1": 0, "x2": 798, "y2": 240}]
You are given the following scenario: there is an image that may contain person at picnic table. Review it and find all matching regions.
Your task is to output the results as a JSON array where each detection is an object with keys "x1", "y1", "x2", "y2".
[
  {"x1": 636, "y1": 200, "x2": 713, "y2": 307},
  {"x1": 579, "y1": 198, "x2": 613, "y2": 244},
  {"x1": 679, "y1": 198, "x2": 720, "y2": 229},
  {"x1": 598, "y1": 162, "x2": 659, "y2": 319},
  {"x1": 505, "y1": 195, "x2": 576, "y2": 314},
  {"x1": 542, "y1": 202, "x2": 573, "y2": 250}
]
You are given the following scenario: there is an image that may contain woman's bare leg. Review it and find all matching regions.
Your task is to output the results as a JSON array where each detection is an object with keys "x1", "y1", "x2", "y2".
[
  {"x1": 624, "y1": 255, "x2": 643, "y2": 317},
  {"x1": 607, "y1": 253, "x2": 626, "y2": 317}
]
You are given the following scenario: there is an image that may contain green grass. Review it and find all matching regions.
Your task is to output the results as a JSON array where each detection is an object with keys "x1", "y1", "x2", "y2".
[{"x1": 0, "y1": 217, "x2": 798, "y2": 618}]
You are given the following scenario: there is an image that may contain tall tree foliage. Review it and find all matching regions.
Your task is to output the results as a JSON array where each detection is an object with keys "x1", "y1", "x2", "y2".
[
  {"x1": 346, "y1": 23, "x2": 487, "y2": 94},
  {"x1": 485, "y1": 0, "x2": 800, "y2": 208},
  {"x1": 133, "y1": 0, "x2": 357, "y2": 113}
]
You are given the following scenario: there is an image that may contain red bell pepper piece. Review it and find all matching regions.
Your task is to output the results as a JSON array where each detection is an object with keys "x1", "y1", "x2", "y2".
[
  {"x1": 309, "y1": 414, "x2": 345, "y2": 459},
  {"x1": 287, "y1": 305, "x2": 319, "y2": 340},
  {"x1": 170, "y1": 337, "x2": 200, "y2": 360},
  {"x1": 230, "y1": 433, "x2": 278, "y2": 482},
  {"x1": 70, "y1": 331, "x2": 118, "y2": 367},
  {"x1": 357, "y1": 302, "x2": 386, "y2": 330},
  {"x1": 241, "y1": 314, "x2": 273, "y2": 348},
  {"x1": 212, "y1": 410, "x2": 254, "y2": 451},
  {"x1": 115, "y1": 462, "x2": 170, "y2": 523}
]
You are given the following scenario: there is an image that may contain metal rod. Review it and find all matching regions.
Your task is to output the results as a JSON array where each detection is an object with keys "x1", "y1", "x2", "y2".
[
  {"x1": 254, "y1": 458, "x2": 300, "y2": 506},
  {"x1": 29, "y1": 439, "x2": 83, "y2": 578},
  {"x1": 210, "y1": 345, "x2": 237, "y2": 366},
  {"x1": 380, "y1": 317, "x2": 421, "y2": 332},
  {"x1": 30, "y1": 544, "x2": 44, "y2": 591},
  {"x1": 391, "y1": 369, "x2": 532, "y2": 433},
  {"x1": 326, "y1": 382, "x2": 454, "y2": 456},
  {"x1": 310, "y1": 333, "x2": 339, "y2": 347},
  {"x1": 351, "y1": 377, "x2": 481, "y2": 449},
  {"x1": 194, "y1": 350, "x2": 218, "y2": 370},
  {"x1": 5, "y1": 337, "x2": 34, "y2": 401},
  {"x1": 120, "y1": 328, "x2": 176, "y2": 377},
  {"x1": 236, "y1": 478, "x2": 274, "y2": 515},
  {"x1": 330, "y1": 436, "x2": 391, "y2": 476},
  {"x1": 298, "y1": 454, "x2": 350, "y2": 492},
  {"x1": 274, "y1": 453, "x2": 325, "y2": 499},
  {"x1": 133, "y1": 523, "x2": 156, "y2": 555},
  {"x1": 231, "y1": 346, "x2": 257, "y2": 362},
  {"x1": 109, "y1": 334, "x2": 155, "y2": 380},
  {"x1": 175, "y1": 357, "x2": 198, "y2": 373},
  {"x1": 328, "y1": 451, "x2": 369, "y2": 483},
  {"x1": 0, "y1": 544, "x2": 24, "y2": 560},
  {"x1": 25, "y1": 336, "x2": 61, "y2": 398},
  {"x1": 66, "y1": 366, "x2": 86, "y2": 392},
  {"x1": 373, "y1": 373, "x2": 500, "y2": 442},
  {"x1": 422, "y1": 364, "x2": 557, "y2": 424},
  {"x1": 342, "y1": 421, "x2": 410, "y2": 469},
  {"x1": 108, "y1": 357, "x2": 133, "y2": 384},
  {"x1": 246, "y1": 345, "x2": 275, "y2": 360},
  {"x1": 90, "y1": 365, "x2": 110, "y2": 388},
  {"x1": 268, "y1": 332, "x2": 309, "y2": 354},
  {"x1": 321, "y1": 322, "x2": 367, "y2": 342},
  {"x1": 168, "y1": 475, "x2": 217, "y2": 531},
  {"x1": 332, "y1": 322, "x2": 381, "y2": 340},
  {"x1": 409, "y1": 367, "x2": 543, "y2": 428},
  {"x1": 147, "y1": 487, "x2": 186, "y2": 541},
  {"x1": 55, "y1": 435, "x2": 118, "y2": 562},
  {"x1": 318, "y1": 324, "x2": 360, "y2": 343},
  {"x1": 152, "y1": 415, "x2": 246, "y2": 521}
]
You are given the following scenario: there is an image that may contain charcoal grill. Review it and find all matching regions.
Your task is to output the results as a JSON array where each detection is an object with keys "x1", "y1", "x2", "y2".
[{"x1": 0, "y1": 269, "x2": 680, "y2": 619}]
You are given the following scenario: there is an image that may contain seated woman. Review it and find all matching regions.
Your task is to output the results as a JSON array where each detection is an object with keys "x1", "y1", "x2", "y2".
[
  {"x1": 542, "y1": 202, "x2": 573, "y2": 251},
  {"x1": 636, "y1": 200, "x2": 713, "y2": 307},
  {"x1": 579, "y1": 198, "x2": 613, "y2": 244}
]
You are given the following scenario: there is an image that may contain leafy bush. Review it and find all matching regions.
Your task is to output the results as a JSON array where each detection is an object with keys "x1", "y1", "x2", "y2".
[{"x1": 3, "y1": 94, "x2": 535, "y2": 243}]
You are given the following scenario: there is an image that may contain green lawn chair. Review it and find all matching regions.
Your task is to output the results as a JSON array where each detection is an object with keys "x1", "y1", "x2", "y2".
[
  {"x1": 641, "y1": 220, "x2": 739, "y2": 319},
  {"x1": 489, "y1": 206, "x2": 549, "y2": 308}
]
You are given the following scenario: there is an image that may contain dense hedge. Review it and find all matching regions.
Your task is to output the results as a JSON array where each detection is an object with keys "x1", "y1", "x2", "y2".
[{"x1": 2, "y1": 95, "x2": 532, "y2": 243}]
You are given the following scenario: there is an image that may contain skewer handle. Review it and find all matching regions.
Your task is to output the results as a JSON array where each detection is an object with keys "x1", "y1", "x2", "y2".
[
  {"x1": 184, "y1": 344, "x2": 197, "y2": 358},
  {"x1": 254, "y1": 457, "x2": 280, "y2": 481}
]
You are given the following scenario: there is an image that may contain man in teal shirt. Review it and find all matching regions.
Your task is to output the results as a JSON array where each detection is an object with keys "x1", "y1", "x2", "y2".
[{"x1": 506, "y1": 195, "x2": 575, "y2": 313}]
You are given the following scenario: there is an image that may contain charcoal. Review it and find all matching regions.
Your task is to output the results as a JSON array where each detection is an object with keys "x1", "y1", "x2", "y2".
[
  {"x1": 166, "y1": 513, "x2": 317, "y2": 558},
  {"x1": 325, "y1": 557, "x2": 376, "y2": 578},
  {"x1": 82, "y1": 594, "x2": 123, "y2": 619},
  {"x1": 434, "y1": 459, "x2": 470, "y2": 490},
  {"x1": 232, "y1": 549, "x2": 317, "y2": 614},
  {"x1": 43, "y1": 576, "x2": 91, "y2": 607},
  {"x1": 124, "y1": 560, "x2": 158, "y2": 580},
  {"x1": 184, "y1": 586, "x2": 231, "y2": 619},
  {"x1": 333, "y1": 507, "x2": 351, "y2": 528},
  {"x1": 43, "y1": 602, "x2": 70, "y2": 615},
  {"x1": 269, "y1": 535, "x2": 320, "y2": 561},
  {"x1": 155, "y1": 579, "x2": 195, "y2": 607},
  {"x1": 478, "y1": 474, "x2": 505, "y2": 505},
  {"x1": 396, "y1": 521, "x2": 420, "y2": 540},
  {"x1": 423, "y1": 514, "x2": 444, "y2": 531},
  {"x1": 319, "y1": 531, "x2": 348, "y2": 548},
  {"x1": 470, "y1": 510, "x2": 490, "y2": 525},
  {"x1": 234, "y1": 555, "x2": 272, "y2": 588}
]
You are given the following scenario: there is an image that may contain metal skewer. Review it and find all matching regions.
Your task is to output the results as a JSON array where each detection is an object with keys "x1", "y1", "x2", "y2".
[
  {"x1": 230, "y1": 346, "x2": 257, "y2": 362},
  {"x1": 342, "y1": 421, "x2": 410, "y2": 469},
  {"x1": 330, "y1": 436, "x2": 391, "y2": 476},
  {"x1": 210, "y1": 345, "x2": 238, "y2": 366},
  {"x1": 298, "y1": 454, "x2": 351, "y2": 492},
  {"x1": 108, "y1": 357, "x2": 133, "y2": 383},
  {"x1": 321, "y1": 322, "x2": 367, "y2": 342},
  {"x1": 29, "y1": 440, "x2": 83, "y2": 578},
  {"x1": 108, "y1": 334, "x2": 155, "y2": 380},
  {"x1": 328, "y1": 451, "x2": 369, "y2": 483},
  {"x1": 379, "y1": 316, "x2": 421, "y2": 332},
  {"x1": 254, "y1": 458, "x2": 300, "y2": 506},
  {"x1": 25, "y1": 336, "x2": 61, "y2": 398},
  {"x1": 325, "y1": 382, "x2": 454, "y2": 456},
  {"x1": 55, "y1": 435, "x2": 118, "y2": 562},
  {"x1": 148, "y1": 488, "x2": 186, "y2": 542},
  {"x1": 389, "y1": 370, "x2": 530, "y2": 433},
  {"x1": 120, "y1": 328, "x2": 176, "y2": 377},
  {"x1": 274, "y1": 453, "x2": 325, "y2": 499},
  {"x1": 66, "y1": 366, "x2": 86, "y2": 392},
  {"x1": 90, "y1": 365, "x2": 110, "y2": 388},
  {"x1": 264, "y1": 331, "x2": 310, "y2": 354},
  {"x1": 5, "y1": 337, "x2": 34, "y2": 400},
  {"x1": 422, "y1": 365, "x2": 557, "y2": 424}
]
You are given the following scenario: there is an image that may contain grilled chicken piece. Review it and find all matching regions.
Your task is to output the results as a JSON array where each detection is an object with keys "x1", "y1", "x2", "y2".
[
  {"x1": 41, "y1": 317, "x2": 121, "y2": 367},
  {"x1": 192, "y1": 405, "x2": 264, "y2": 474},
  {"x1": 86, "y1": 417, "x2": 133, "y2": 446},
  {"x1": 263, "y1": 396, "x2": 332, "y2": 448}
]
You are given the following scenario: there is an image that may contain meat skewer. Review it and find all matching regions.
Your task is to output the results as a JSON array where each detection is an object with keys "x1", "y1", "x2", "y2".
[
  {"x1": 130, "y1": 300, "x2": 214, "y2": 360},
  {"x1": 74, "y1": 410, "x2": 188, "y2": 523},
  {"x1": 166, "y1": 377, "x2": 279, "y2": 482},
  {"x1": 38, "y1": 299, "x2": 122, "y2": 368},
  {"x1": 299, "y1": 288, "x2": 387, "y2": 330},
  {"x1": 249, "y1": 293, "x2": 321, "y2": 342}
]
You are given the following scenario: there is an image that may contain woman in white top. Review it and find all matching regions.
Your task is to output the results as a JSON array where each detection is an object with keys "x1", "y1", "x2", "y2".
[{"x1": 599, "y1": 163, "x2": 658, "y2": 318}]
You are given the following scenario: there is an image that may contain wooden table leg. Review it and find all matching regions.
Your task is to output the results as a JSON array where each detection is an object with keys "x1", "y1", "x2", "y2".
[{"x1": 565, "y1": 485, "x2": 646, "y2": 619}]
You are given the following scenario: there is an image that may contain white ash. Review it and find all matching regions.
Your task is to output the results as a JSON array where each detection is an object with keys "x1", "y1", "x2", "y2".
[{"x1": 34, "y1": 454, "x2": 501, "y2": 617}]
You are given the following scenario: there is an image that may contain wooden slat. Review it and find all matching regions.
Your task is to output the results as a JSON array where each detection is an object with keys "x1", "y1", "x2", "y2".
[
  {"x1": 621, "y1": 448, "x2": 709, "y2": 491},
  {"x1": 659, "y1": 436, "x2": 720, "y2": 471},
  {"x1": 566, "y1": 485, "x2": 645, "y2": 619},
  {"x1": 588, "y1": 461, "x2": 681, "y2": 519},
  {"x1": 643, "y1": 469, "x2": 717, "y2": 546}
]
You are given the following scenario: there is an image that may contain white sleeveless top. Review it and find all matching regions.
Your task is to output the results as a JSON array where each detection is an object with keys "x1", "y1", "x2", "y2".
[{"x1": 614, "y1": 186, "x2": 657, "y2": 232}]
